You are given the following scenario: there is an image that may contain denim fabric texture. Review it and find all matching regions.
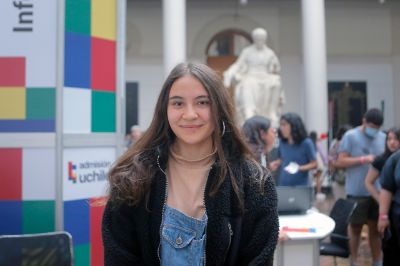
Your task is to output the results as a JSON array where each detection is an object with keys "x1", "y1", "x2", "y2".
[{"x1": 160, "y1": 205, "x2": 207, "y2": 266}]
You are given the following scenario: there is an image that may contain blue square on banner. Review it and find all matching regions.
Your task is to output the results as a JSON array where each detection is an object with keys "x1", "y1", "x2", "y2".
[
  {"x1": 64, "y1": 199, "x2": 89, "y2": 245},
  {"x1": 0, "y1": 201, "x2": 22, "y2": 234},
  {"x1": 65, "y1": 32, "x2": 91, "y2": 89}
]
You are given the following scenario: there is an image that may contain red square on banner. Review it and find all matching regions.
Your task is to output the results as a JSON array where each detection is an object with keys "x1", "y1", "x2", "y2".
[
  {"x1": 0, "y1": 57, "x2": 25, "y2": 87},
  {"x1": 0, "y1": 148, "x2": 22, "y2": 200},
  {"x1": 90, "y1": 198, "x2": 105, "y2": 266},
  {"x1": 91, "y1": 37, "x2": 116, "y2": 92}
]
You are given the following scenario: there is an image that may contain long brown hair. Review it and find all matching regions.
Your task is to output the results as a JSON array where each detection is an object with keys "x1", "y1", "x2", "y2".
[{"x1": 107, "y1": 62, "x2": 258, "y2": 207}]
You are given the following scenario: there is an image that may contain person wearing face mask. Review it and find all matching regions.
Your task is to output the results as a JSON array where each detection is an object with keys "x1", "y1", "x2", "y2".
[{"x1": 336, "y1": 108, "x2": 386, "y2": 266}]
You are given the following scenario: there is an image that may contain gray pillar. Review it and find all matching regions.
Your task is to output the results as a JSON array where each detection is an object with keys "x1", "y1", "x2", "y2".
[
  {"x1": 116, "y1": 0, "x2": 126, "y2": 156},
  {"x1": 162, "y1": 0, "x2": 186, "y2": 77},
  {"x1": 301, "y1": 0, "x2": 328, "y2": 136},
  {"x1": 55, "y1": 0, "x2": 65, "y2": 231}
]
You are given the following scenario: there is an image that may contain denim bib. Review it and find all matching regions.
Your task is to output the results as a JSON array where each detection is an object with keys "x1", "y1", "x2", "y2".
[{"x1": 160, "y1": 205, "x2": 207, "y2": 266}]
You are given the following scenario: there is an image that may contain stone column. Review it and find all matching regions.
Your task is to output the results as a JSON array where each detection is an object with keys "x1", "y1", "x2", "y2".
[
  {"x1": 392, "y1": 6, "x2": 400, "y2": 126},
  {"x1": 301, "y1": 0, "x2": 328, "y2": 136},
  {"x1": 162, "y1": 0, "x2": 186, "y2": 77}
]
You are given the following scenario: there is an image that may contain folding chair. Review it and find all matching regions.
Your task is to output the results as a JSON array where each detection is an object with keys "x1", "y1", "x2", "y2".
[{"x1": 0, "y1": 231, "x2": 74, "y2": 266}]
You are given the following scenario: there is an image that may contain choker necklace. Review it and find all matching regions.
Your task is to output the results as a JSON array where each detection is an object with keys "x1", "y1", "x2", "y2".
[{"x1": 170, "y1": 147, "x2": 217, "y2": 163}]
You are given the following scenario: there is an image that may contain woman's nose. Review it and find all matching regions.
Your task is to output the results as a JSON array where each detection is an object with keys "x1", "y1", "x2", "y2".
[{"x1": 182, "y1": 105, "x2": 198, "y2": 119}]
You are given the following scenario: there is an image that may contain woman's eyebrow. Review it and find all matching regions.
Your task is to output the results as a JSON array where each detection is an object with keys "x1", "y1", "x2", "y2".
[
  {"x1": 168, "y1": 96, "x2": 183, "y2": 100},
  {"x1": 168, "y1": 95, "x2": 210, "y2": 100},
  {"x1": 196, "y1": 95, "x2": 210, "y2": 100}
]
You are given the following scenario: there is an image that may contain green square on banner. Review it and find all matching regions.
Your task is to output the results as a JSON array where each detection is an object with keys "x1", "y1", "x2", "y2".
[
  {"x1": 22, "y1": 201, "x2": 55, "y2": 234},
  {"x1": 92, "y1": 91, "x2": 115, "y2": 132},
  {"x1": 65, "y1": 0, "x2": 91, "y2": 35},
  {"x1": 26, "y1": 88, "x2": 55, "y2": 119},
  {"x1": 74, "y1": 244, "x2": 90, "y2": 266}
]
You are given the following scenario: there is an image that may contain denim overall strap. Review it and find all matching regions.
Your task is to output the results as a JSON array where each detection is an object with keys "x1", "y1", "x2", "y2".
[{"x1": 160, "y1": 205, "x2": 207, "y2": 266}]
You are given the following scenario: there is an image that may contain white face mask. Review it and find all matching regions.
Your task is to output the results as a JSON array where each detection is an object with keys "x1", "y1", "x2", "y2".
[{"x1": 365, "y1": 126, "x2": 379, "y2": 138}]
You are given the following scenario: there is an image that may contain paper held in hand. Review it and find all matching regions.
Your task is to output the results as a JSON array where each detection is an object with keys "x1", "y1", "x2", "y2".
[{"x1": 284, "y1": 162, "x2": 299, "y2": 174}]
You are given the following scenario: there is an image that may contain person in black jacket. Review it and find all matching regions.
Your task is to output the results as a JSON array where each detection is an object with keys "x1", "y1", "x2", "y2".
[
  {"x1": 378, "y1": 150, "x2": 400, "y2": 266},
  {"x1": 102, "y1": 62, "x2": 279, "y2": 265}
]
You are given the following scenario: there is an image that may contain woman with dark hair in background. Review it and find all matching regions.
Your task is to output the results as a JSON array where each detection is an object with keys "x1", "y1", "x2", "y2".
[
  {"x1": 365, "y1": 127, "x2": 400, "y2": 266},
  {"x1": 102, "y1": 62, "x2": 279, "y2": 265},
  {"x1": 365, "y1": 127, "x2": 400, "y2": 203},
  {"x1": 276, "y1": 112, "x2": 317, "y2": 186},
  {"x1": 242, "y1": 116, "x2": 279, "y2": 171}
]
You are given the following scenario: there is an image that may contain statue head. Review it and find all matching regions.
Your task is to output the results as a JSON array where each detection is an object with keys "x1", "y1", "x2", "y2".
[{"x1": 251, "y1": 28, "x2": 267, "y2": 49}]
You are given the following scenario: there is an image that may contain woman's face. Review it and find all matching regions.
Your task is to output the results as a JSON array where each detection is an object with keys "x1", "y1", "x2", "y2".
[
  {"x1": 167, "y1": 75, "x2": 215, "y2": 148},
  {"x1": 387, "y1": 131, "x2": 400, "y2": 152},
  {"x1": 279, "y1": 119, "x2": 291, "y2": 139},
  {"x1": 261, "y1": 127, "x2": 276, "y2": 150}
]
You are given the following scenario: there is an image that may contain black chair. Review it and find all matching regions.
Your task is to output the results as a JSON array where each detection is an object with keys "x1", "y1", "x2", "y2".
[
  {"x1": 320, "y1": 198, "x2": 357, "y2": 265},
  {"x1": 0, "y1": 231, "x2": 74, "y2": 266}
]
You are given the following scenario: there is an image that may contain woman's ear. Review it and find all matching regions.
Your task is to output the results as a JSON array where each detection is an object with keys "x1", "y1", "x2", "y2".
[{"x1": 259, "y1": 129, "x2": 267, "y2": 139}]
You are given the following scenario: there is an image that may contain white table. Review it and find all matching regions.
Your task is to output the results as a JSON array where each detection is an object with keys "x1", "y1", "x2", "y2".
[{"x1": 274, "y1": 209, "x2": 335, "y2": 266}]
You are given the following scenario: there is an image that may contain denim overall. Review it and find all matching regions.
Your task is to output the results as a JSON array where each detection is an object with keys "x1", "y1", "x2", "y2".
[{"x1": 160, "y1": 205, "x2": 207, "y2": 266}]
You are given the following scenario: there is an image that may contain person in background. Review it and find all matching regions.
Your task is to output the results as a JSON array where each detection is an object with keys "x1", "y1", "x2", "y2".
[
  {"x1": 328, "y1": 124, "x2": 352, "y2": 185},
  {"x1": 378, "y1": 150, "x2": 400, "y2": 266},
  {"x1": 365, "y1": 127, "x2": 400, "y2": 202},
  {"x1": 309, "y1": 131, "x2": 329, "y2": 200},
  {"x1": 242, "y1": 115, "x2": 290, "y2": 242},
  {"x1": 127, "y1": 125, "x2": 142, "y2": 148},
  {"x1": 242, "y1": 115, "x2": 279, "y2": 171},
  {"x1": 364, "y1": 127, "x2": 400, "y2": 266},
  {"x1": 276, "y1": 112, "x2": 317, "y2": 186},
  {"x1": 102, "y1": 62, "x2": 279, "y2": 265},
  {"x1": 336, "y1": 108, "x2": 386, "y2": 266}
]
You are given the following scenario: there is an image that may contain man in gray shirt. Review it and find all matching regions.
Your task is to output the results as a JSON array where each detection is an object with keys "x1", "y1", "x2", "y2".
[{"x1": 337, "y1": 108, "x2": 386, "y2": 266}]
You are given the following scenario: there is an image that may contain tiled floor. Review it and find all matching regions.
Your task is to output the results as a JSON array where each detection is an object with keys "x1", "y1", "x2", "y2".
[{"x1": 316, "y1": 182, "x2": 373, "y2": 266}]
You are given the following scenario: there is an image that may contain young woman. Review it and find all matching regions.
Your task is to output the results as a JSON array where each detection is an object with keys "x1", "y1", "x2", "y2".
[
  {"x1": 276, "y1": 113, "x2": 317, "y2": 186},
  {"x1": 102, "y1": 62, "x2": 279, "y2": 265},
  {"x1": 241, "y1": 115, "x2": 278, "y2": 170}
]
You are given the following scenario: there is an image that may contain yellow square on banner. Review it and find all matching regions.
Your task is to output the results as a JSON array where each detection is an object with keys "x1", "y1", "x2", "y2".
[
  {"x1": 91, "y1": 0, "x2": 116, "y2": 41},
  {"x1": 0, "y1": 87, "x2": 26, "y2": 119}
]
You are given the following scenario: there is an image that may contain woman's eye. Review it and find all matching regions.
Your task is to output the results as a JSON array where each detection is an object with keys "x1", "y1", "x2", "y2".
[
  {"x1": 171, "y1": 101, "x2": 183, "y2": 107},
  {"x1": 198, "y1": 100, "x2": 210, "y2": 106}
]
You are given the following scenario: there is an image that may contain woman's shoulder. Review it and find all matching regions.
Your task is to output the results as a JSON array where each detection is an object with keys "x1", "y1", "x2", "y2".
[
  {"x1": 302, "y1": 137, "x2": 314, "y2": 145},
  {"x1": 239, "y1": 159, "x2": 276, "y2": 199},
  {"x1": 104, "y1": 198, "x2": 143, "y2": 218},
  {"x1": 376, "y1": 152, "x2": 390, "y2": 162}
]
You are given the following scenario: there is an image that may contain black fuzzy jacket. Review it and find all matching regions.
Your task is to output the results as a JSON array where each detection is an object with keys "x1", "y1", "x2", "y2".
[{"x1": 102, "y1": 160, "x2": 279, "y2": 265}]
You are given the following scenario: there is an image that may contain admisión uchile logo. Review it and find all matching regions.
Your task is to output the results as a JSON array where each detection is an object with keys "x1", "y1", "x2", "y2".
[{"x1": 68, "y1": 160, "x2": 111, "y2": 184}]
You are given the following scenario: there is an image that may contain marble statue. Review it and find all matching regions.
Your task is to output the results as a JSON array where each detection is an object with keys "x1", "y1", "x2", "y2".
[{"x1": 223, "y1": 28, "x2": 285, "y2": 126}]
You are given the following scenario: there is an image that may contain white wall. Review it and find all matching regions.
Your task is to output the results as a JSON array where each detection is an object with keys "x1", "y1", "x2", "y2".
[
  {"x1": 125, "y1": 1, "x2": 399, "y2": 130},
  {"x1": 326, "y1": 7, "x2": 392, "y2": 56},
  {"x1": 125, "y1": 62, "x2": 163, "y2": 129},
  {"x1": 327, "y1": 57, "x2": 394, "y2": 129}
]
